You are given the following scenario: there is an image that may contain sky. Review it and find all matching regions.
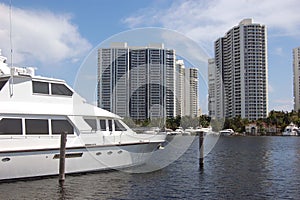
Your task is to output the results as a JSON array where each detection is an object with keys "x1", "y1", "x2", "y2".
[{"x1": 0, "y1": 0, "x2": 300, "y2": 114}]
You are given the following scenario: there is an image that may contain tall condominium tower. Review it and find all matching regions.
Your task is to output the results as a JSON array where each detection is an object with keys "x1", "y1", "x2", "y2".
[
  {"x1": 98, "y1": 43, "x2": 176, "y2": 121},
  {"x1": 175, "y1": 60, "x2": 199, "y2": 117},
  {"x1": 293, "y1": 47, "x2": 300, "y2": 111},
  {"x1": 185, "y1": 68, "x2": 199, "y2": 117},
  {"x1": 209, "y1": 19, "x2": 268, "y2": 120},
  {"x1": 175, "y1": 60, "x2": 185, "y2": 116},
  {"x1": 208, "y1": 58, "x2": 217, "y2": 118}
]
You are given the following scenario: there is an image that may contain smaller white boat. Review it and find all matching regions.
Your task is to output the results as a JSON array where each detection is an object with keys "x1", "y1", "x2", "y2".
[
  {"x1": 183, "y1": 127, "x2": 195, "y2": 135},
  {"x1": 197, "y1": 126, "x2": 215, "y2": 136},
  {"x1": 143, "y1": 127, "x2": 161, "y2": 134},
  {"x1": 219, "y1": 129, "x2": 234, "y2": 136},
  {"x1": 175, "y1": 127, "x2": 184, "y2": 134},
  {"x1": 282, "y1": 123, "x2": 299, "y2": 136},
  {"x1": 167, "y1": 127, "x2": 183, "y2": 135},
  {"x1": 183, "y1": 126, "x2": 215, "y2": 136}
]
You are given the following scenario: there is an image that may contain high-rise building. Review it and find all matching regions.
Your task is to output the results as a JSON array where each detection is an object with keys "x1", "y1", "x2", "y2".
[
  {"x1": 185, "y1": 68, "x2": 199, "y2": 117},
  {"x1": 208, "y1": 58, "x2": 217, "y2": 118},
  {"x1": 209, "y1": 19, "x2": 268, "y2": 120},
  {"x1": 175, "y1": 60, "x2": 199, "y2": 117},
  {"x1": 175, "y1": 60, "x2": 185, "y2": 116},
  {"x1": 293, "y1": 47, "x2": 300, "y2": 111},
  {"x1": 98, "y1": 43, "x2": 130, "y2": 118},
  {"x1": 98, "y1": 43, "x2": 199, "y2": 121},
  {"x1": 98, "y1": 43, "x2": 176, "y2": 121}
]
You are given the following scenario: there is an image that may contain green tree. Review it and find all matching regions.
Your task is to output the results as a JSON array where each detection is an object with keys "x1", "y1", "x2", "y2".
[
  {"x1": 141, "y1": 119, "x2": 151, "y2": 127},
  {"x1": 199, "y1": 115, "x2": 211, "y2": 127},
  {"x1": 180, "y1": 116, "x2": 199, "y2": 129},
  {"x1": 166, "y1": 117, "x2": 177, "y2": 130},
  {"x1": 210, "y1": 118, "x2": 225, "y2": 132}
]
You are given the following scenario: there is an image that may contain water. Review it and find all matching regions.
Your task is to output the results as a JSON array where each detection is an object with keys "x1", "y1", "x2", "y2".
[{"x1": 1, "y1": 136, "x2": 300, "y2": 199}]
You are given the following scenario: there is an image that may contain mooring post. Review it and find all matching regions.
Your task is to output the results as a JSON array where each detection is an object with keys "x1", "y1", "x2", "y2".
[
  {"x1": 59, "y1": 131, "x2": 67, "y2": 183},
  {"x1": 199, "y1": 131, "x2": 204, "y2": 169}
]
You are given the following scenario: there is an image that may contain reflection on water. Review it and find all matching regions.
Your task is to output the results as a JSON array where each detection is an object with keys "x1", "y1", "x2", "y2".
[
  {"x1": 1, "y1": 136, "x2": 300, "y2": 199},
  {"x1": 202, "y1": 137, "x2": 300, "y2": 199}
]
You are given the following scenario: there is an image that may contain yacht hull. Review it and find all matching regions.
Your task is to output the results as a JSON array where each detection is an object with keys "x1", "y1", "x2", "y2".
[{"x1": 0, "y1": 141, "x2": 161, "y2": 181}]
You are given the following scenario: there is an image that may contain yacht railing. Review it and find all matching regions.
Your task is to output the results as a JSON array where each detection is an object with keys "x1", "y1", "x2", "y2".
[{"x1": 0, "y1": 135, "x2": 77, "y2": 139}]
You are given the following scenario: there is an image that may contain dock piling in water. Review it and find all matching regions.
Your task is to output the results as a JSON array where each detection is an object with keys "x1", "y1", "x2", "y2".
[
  {"x1": 198, "y1": 131, "x2": 204, "y2": 169},
  {"x1": 59, "y1": 131, "x2": 67, "y2": 183}
]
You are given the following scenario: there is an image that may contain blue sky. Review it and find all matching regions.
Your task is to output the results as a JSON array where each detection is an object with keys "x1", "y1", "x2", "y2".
[{"x1": 0, "y1": 0, "x2": 300, "y2": 113}]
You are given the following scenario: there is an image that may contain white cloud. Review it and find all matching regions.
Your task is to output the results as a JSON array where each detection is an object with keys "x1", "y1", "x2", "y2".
[
  {"x1": 0, "y1": 3, "x2": 91, "y2": 67},
  {"x1": 122, "y1": 0, "x2": 300, "y2": 113},
  {"x1": 268, "y1": 84, "x2": 275, "y2": 93},
  {"x1": 274, "y1": 47, "x2": 284, "y2": 56},
  {"x1": 270, "y1": 98, "x2": 294, "y2": 111},
  {"x1": 269, "y1": 98, "x2": 294, "y2": 111},
  {"x1": 122, "y1": 0, "x2": 300, "y2": 48},
  {"x1": 271, "y1": 104, "x2": 293, "y2": 112}
]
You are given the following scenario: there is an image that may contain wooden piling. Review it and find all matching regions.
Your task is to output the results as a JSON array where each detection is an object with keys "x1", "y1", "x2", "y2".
[
  {"x1": 59, "y1": 131, "x2": 67, "y2": 183},
  {"x1": 198, "y1": 131, "x2": 204, "y2": 169}
]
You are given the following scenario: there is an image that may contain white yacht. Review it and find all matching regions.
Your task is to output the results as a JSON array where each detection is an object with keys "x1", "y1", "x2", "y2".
[
  {"x1": 282, "y1": 123, "x2": 299, "y2": 136},
  {"x1": 0, "y1": 51, "x2": 166, "y2": 181}
]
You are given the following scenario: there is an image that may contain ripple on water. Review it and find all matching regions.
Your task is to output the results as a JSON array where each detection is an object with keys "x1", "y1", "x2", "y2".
[{"x1": 1, "y1": 136, "x2": 300, "y2": 199}]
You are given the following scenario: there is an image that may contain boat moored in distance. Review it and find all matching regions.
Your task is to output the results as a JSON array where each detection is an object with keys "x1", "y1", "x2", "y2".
[
  {"x1": 0, "y1": 51, "x2": 166, "y2": 181},
  {"x1": 282, "y1": 123, "x2": 299, "y2": 136},
  {"x1": 182, "y1": 126, "x2": 217, "y2": 136},
  {"x1": 219, "y1": 129, "x2": 234, "y2": 136}
]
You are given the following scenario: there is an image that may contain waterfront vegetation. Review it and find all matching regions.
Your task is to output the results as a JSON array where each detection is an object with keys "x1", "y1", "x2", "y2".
[
  {"x1": 220, "y1": 110, "x2": 300, "y2": 134},
  {"x1": 201, "y1": 110, "x2": 300, "y2": 134},
  {"x1": 123, "y1": 110, "x2": 300, "y2": 135}
]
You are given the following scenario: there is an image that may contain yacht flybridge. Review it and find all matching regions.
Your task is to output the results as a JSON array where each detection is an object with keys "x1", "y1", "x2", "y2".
[{"x1": 0, "y1": 51, "x2": 166, "y2": 181}]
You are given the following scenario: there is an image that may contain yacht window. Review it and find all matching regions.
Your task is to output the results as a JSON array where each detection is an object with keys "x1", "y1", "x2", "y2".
[
  {"x1": 52, "y1": 120, "x2": 74, "y2": 134},
  {"x1": 33, "y1": 81, "x2": 49, "y2": 94},
  {"x1": 0, "y1": 78, "x2": 9, "y2": 91},
  {"x1": 115, "y1": 120, "x2": 127, "y2": 131},
  {"x1": 84, "y1": 119, "x2": 97, "y2": 131},
  {"x1": 51, "y1": 83, "x2": 73, "y2": 96},
  {"x1": 0, "y1": 118, "x2": 22, "y2": 135},
  {"x1": 99, "y1": 119, "x2": 106, "y2": 131},
  {"x1": 108, "y1": 120, "x2": 113, "y2": 131},
  {"x1": 25, "y1": 119, "x2": 48, "y2": 135}
]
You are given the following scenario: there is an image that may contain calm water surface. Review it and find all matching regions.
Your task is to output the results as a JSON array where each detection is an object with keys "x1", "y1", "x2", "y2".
[{"x1": 1, "y1": 136, "x2": 300, "y2": 199}]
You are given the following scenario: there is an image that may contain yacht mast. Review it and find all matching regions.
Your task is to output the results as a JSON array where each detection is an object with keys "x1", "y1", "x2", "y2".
[{"x1": 9, "y1": 0, "x2": 14, "y2": 97}]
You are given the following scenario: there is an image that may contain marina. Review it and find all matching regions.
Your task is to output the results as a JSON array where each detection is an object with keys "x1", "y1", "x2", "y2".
[
  {"x1": 1, "y1": 136, "x2": 300, "y2": 199},
  {"x1": 0, "y1": 1, "x2": 299, "y2": 199}
]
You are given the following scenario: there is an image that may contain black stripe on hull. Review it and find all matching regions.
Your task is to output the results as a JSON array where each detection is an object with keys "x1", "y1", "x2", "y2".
[{"x1": 0, "y1": 141, "x2": 162, "y2": 154}]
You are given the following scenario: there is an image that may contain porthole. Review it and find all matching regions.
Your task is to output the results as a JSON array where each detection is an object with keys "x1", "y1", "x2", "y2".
[
  {"x1": 96, "y1": 152, "x2": 102, "y2": 156},
  {"x1": 117, "y1": 150, "x2": 123, "y2": 154},
  {"x1": 2, "y1": 157, "x2": 10, "y2": 162},
  {"x1": 107, "y1": 151, "x2": 113, "y2": 155}
]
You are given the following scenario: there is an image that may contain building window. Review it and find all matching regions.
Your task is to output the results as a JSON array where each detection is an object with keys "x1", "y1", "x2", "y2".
[
  {"x1": 33, "y1": 81, "x2": 49, "y2": 94},
  {"x1": 52, "y1": 120, "x2": 74, "y2": 134},
  {"x1": 0, "y1": 118, "x2": 22, "y2": 135},
  {"x1": 25, "y1": 119, "x2": 49, "y2": 135}
]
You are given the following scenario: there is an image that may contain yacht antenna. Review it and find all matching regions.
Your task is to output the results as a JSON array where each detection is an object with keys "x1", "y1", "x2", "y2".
[{"x1": 9, "y1": 0, "x2": 14, "y2": 97}]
